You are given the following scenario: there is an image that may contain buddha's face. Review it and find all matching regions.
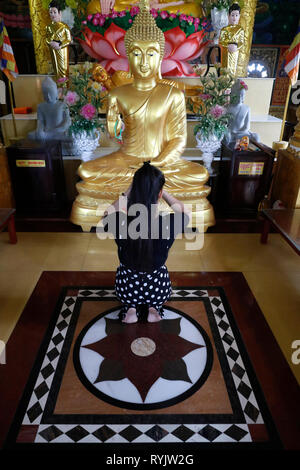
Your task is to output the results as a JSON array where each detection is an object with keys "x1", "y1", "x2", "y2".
[
  {"x1": 229, "y1": 9, "x2": 240, "y2": 25},
  {"x1": 49, "y1": 7, "x2": 62, "y2": 23},
  {"x1": 43, "y1": 80, "x2": 58, "y2": 103},
  {"x1": 128, "y1": 41, "x2": 161, "y2": 80},
  {"x1": 239, "y1": 88, "x2": 245, "y2": 103}
]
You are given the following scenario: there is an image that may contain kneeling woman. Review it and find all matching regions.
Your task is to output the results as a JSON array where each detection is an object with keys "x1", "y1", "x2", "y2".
[{"x1": 101, "y1": 162, "x2": 190, "y2": 323}]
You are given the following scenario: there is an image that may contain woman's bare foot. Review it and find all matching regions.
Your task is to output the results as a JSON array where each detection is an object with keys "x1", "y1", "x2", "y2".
[
  {"x1": 147, "y1": 307, "x2": 162, "y2": 323},
  {"x1": 122, "y1": 307, "x2": 138, "y2": 323}
]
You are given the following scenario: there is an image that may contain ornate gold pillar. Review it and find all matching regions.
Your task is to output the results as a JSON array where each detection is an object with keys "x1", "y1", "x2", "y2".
[
  {"x1": 28, "y1": 0, "x2": 50, "y2": 74},
  {"x1": 236, "y1": 0, "x2": 257, "y2": 77}
]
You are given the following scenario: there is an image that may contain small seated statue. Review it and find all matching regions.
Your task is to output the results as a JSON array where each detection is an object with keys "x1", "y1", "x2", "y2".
[
  {"x1": 87, "y1": 0, "x2": 204, "y2": 17},
  {"x1": 28, "y1": 77, "x2": 71, "y2": 141},
  {"x1": 71, "y1": 0, "x2": 214, "y2": 231},
  {"x1": 224, "y1": 79, "x2": 259, "y2": 146}
]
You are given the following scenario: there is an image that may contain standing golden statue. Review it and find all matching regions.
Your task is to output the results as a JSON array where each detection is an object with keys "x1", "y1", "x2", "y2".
[
  {"x1": 45, "y1": 0, "x2": 71, "y2": 82},
  {"x1": 87, "y1": 0, "x2": 204, "y2": 17},
  {"x1": 219, "y1": 3, "x2": 244, "y2": 77},
  {"x1": 70, "y1": 0, "x2": 214, "y2": 231}
]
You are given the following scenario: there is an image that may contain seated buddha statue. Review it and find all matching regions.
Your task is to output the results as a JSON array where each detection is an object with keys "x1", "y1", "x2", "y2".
[
  {"x1": 28, "y1": 77, "x2": 71, "y2": 141},
  {"x1": 224, "y1": 79, "x2": 260, "y2": 146},
  {"x1": 71, "y1": 0, "x2": 214, "y2": 231},
  {"x1": 87, "y1": 0, "x2": 204, "y2": 17}
]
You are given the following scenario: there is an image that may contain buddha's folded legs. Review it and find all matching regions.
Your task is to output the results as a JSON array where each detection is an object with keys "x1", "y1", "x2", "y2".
[
  {"x1": 78, "y1": 151, "x2": 209, "y2": 189},
  {"x1": 71, "y1": 151, "x2": 214, "y2": 230},
  {"x1": 78, "y1": 152, "x2": 137, "y2": 181}
]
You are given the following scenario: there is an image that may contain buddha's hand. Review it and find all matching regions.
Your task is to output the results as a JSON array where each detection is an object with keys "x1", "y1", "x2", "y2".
[
  {"x1": 100, "y1": 0, "x2": 115, "y2": 15},
  {"x1": 129, "y1": 158, "x2": 164, "y2": 169},
  {"x1": 36, "y1": 129, "x2": 47, "y2": 140},
  {"x1": 49, "y1": 41, "x2": 60, "y2": 50},
  {"x1": 228, "y1": 43, "x2": 238, "y2": 53},
  {"x1": 150, "y1": 1, "x2": 184, "y2": 8},
  {"x1": 151, "y1": 156, "x2": 170, "y2": 167}
]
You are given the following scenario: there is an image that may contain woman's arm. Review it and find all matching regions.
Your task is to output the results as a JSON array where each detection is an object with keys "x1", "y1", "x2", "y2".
[
  {"x1": 162, "y1": 190, "x2": 191, "y2": 219},
  {"x1": 102, "y1": 183, "x2": 131, "y2": 218}
]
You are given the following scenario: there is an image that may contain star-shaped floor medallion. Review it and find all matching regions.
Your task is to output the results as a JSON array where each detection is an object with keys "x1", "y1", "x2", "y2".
[
  {"x1": 75, "y1": 307, "x2": 213, "y2": 409},
  {"x1": 83, "y1": 317, "x2": 203, "y2": 402}
]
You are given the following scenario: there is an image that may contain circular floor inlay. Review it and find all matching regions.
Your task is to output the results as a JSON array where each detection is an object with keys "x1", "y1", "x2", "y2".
[
  {"x1": 73, "y1": 306, "x2": 213, "y2": 410},
  {"x1": 131, "y1": 337, "x2": 156, "y2": 357}
]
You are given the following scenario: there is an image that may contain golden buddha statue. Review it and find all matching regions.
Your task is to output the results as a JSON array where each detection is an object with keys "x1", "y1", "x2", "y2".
[
  {"x1": 219, "y1": 3, "x2": 244, "y2": 77},
  {"x1": 45, "y1": 1, "x2": 72, "y2": 82},
  {"x1": 87, "y1": 0, "x2": 204, "y2": 17},
  {"x1": 70, "y1": 0, "x2": 214, "y2": 231}
]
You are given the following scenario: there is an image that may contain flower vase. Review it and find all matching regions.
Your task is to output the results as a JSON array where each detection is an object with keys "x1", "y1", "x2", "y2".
[
  {"x1": 71, "y1": 130, "x2": 100, "y2": 162},
  {"x1": 196, "y1": 133, "x2": 222, "y2": 175},
  {"x1": 211, "y1": 7, "x2": 228, "y2": 45}
]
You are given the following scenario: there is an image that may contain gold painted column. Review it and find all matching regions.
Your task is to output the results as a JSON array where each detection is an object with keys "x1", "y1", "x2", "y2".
[
  {"x1": 28, "y1": 0, "x2": 50, "y2": 74},
  {"x1": 236, "y1": 0, "x2": 257, "y2": 77}
]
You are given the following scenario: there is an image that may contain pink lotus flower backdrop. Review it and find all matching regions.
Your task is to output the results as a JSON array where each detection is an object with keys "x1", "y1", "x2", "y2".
[{"x1": 77, "y1": 9, "x2": 211, "y2": 77}]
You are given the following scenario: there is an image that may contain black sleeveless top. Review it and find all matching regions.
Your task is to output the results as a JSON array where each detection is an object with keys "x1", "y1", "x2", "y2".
[{"x1": 101, "y1": 211, "x2": 190, "y2": 271}]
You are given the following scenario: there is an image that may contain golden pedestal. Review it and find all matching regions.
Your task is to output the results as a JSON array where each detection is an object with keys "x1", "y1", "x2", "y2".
[{"x1": 70, "y1": 188, "x2": 215, "y2": 233}]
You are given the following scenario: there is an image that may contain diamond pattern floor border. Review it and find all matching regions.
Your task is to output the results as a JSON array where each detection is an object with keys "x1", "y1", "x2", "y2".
[{"x1": 5, "y1": 286, "x2": 281, "y2": 450}]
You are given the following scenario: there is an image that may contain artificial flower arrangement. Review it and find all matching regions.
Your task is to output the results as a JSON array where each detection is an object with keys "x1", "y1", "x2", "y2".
[
  {"x1": 188, "y1": 69, "x2": 236, "y2": 140},
  {"x1": 239, "y1": 79, "x2": 248, "y2": 91},
  {"x1": 81, "y1": 7, "x2": 211, "y2": 37},
  {"x1": 59, "y1": 62, "x2": 105, "y2": 136}
]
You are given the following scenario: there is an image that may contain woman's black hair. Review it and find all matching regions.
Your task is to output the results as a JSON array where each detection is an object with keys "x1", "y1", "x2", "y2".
[
  {"x1": 229, "y1": 3, "x2": 241, "y2": 14},
  {"x1": 126, "y1": 162, "x2": 165, "y2": 272},
  {"x1": 49, "y1": 1, "x2": 62, "y2": 12}
]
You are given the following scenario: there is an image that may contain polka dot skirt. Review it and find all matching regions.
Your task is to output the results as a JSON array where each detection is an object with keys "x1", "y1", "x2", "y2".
[{"x1": 115, "y1": 263, "x2": 172, "y2": 310}]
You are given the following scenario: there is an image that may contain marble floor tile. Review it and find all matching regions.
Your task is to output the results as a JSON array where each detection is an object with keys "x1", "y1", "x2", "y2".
[
  {"x1": 244, "y1": 270, "x2": 300, "y2": 383},
  {"x1": 0, "y1": 231, "x2": 299, "y2": 384},
  {"x1": 201, "y1": 233, "x2": 300, "y2": 272},
  {"x1": 0, "y1": 270, "x2": 41, "y2": 343}
]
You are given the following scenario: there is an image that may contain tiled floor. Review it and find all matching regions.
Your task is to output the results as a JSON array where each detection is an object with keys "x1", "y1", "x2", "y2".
[{"x1": 0, "y1": 231, "x2": 299, "y2": 383}]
